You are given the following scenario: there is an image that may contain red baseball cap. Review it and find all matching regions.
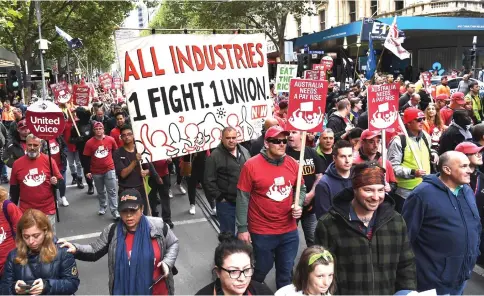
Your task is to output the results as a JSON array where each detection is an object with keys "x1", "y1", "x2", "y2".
[
  {"x1": 403, "y1": 108, "x2": 425, "y2": 124},
  {"x1": 361, "y1": 129, "x2": 381, "y2": 140},
  {"x1": 93, "y1": 121, "x2": 104, "y2": 129},
  {"x1": 455, "y1": 142, "x2": 484, "y2": 154},
  {"x1": 435, "y1": 94, "x2": 450, "y2": 101},
  {"x1": 451, "y1": 92, "x2": 466, "y2": 105},
  {"x1": 265, "y1": 125, "x2": 289, "y2": 140},
  {"x1": 17, "y1": 120, "x2": 28, "y2": 130}
]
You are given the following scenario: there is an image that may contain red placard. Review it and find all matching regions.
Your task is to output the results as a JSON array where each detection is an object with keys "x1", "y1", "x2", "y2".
[
  {"x1": 73, "y1": 84, "x2": 90, "y2": 106},
  {"x1": 50, "y1": 81, "x2": 71, "y2": 104},
  {"x1": 287, "y1": 79, "x2": 328, "y2": 132},
  {"x1": 367, "y1": 83, "x2": 400, "y2": 131},
  {"x1": 113, "y1": 77, "x2": 122, "y2": 89},
  {"x1": 304, "y1": 70, "x2": 325, "y2": 80},
  {"x1": 99, "y1": 73, "x2": 113, "y2": 90},
  {"x1": 422, "y1": 72, "x2": 431, "y2": 88},
  {"x1": 25, "y1": 101, "x2": 66, "y2": 140},
  {"x1": 321, "y1": 56, "x2": 333, "y2": 71}
]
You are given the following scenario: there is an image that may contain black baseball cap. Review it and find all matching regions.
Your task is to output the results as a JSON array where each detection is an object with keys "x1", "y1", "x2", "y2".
[{"x1": 118, "y1": 189, "x2": 143, "y2": 212}]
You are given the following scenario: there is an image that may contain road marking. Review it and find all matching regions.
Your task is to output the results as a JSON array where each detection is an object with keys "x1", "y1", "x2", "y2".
[
  {"x1": 60, "y1": 218, "x2": 208, "y2": 241},
  {"x1": 475, "y1": 264, "x2": 484, "y2": 277}
]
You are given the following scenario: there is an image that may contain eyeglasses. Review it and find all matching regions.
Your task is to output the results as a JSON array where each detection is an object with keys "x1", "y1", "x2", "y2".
[
  {"x1": 219, "y1": 267, "x2": 254, "y2": 279},
  {"x1": 121, "y1": 133, "x2": 133, "y2": 138},
  {"x1": 267, "y1": 138, "x2": 288, "y2": 145},
  {"x1": 466, "y1": 152, "x2": 482, "y2": 157}
]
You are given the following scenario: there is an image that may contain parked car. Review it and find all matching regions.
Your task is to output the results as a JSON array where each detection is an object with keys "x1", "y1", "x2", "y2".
[{"x1": 431, "y1": 76, "x2": 484, "y2": 96}]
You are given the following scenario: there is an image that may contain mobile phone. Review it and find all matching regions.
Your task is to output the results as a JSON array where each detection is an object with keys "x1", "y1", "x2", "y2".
[{"x1": 19, "y1": 284, "x2": 31, "y2": 289}]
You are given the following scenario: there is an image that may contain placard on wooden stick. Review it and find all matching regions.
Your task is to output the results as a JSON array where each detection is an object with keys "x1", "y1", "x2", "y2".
[{"x1": 287, "y1": 78, "x2": 329, "y2": 207}]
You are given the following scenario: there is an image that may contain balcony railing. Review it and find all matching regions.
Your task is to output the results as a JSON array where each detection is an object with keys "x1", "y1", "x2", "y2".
[{"x1": 375, "y1": 0, "x2": 484, "y2": 17}]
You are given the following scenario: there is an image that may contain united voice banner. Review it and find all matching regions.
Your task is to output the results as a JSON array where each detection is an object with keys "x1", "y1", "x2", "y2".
[{"x1": 116, "y1": 33, "x2": 271, "y2": 162}]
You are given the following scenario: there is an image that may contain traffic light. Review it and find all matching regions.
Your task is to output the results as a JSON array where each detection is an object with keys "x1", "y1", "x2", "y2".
[
  {"x1": 302, "y1": 54, "x2": 311, "y2": 70},
  {"x1": 7, "y1": 69, "x2": 19, "y2": 92},
  {"x1": 297, "y1": 53, "x2": 312, "y2": 76},
  {"x1": 470, "y1": 48, "x2": 477, "y2": 65}
]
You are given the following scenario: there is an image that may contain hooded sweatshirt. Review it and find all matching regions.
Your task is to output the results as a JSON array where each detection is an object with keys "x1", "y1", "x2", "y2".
[
  {"x1": 402, "y1": 174, "x2": 481, "y2": 294},
  {"x1": 314, "y1": 163, "x2": 352, "y2": 219}
]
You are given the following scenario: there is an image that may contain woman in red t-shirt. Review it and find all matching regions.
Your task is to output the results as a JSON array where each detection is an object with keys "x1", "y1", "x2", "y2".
[{"x1": 0, "y1": 187, "x2": 22, "y2": 277}]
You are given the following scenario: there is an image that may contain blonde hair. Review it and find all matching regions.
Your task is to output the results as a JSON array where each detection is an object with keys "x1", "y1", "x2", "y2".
[
  {"x1": 0, "y1": 187, "x2": 8, "y2": 203},
  {"x1": 15, "y1": 209, "x2": 57, "y2": 265}
]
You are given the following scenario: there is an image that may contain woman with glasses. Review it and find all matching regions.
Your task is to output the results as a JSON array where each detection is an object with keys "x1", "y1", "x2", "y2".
[
  {"x1": 0, "y1": 209, "x2": 80, "y2": 295},
  {"x1": 275, "y1": 246, "x2": 335, "y2": 296},
  {"x1": 196, "y1": 232, "x2": 273, "y2": 295}
]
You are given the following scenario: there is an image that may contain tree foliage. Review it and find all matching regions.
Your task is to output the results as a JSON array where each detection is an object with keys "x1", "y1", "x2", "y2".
[
  {"x1": 0, "y1": 0, "x2": 132, "y2": 75},
  {"x1": 148, "y1": 0, "x2": 316, "y2": 61}
]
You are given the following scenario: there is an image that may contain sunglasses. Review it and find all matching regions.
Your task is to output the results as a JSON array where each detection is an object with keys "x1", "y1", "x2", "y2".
[
  {"x1": 414, "y1": 118, "x2": 424, "y2": 123},
  {"x1": 267, "y1": 138, "x2": 288, "y2": 145}
]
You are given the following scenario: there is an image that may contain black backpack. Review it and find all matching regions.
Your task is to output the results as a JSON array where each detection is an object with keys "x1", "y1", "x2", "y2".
[{"x1": 107, "y1": 222, "x2": 178, "y2": 275}]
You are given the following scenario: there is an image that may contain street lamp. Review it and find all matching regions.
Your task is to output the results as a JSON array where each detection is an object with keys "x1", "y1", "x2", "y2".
[{"x1": 343, "y1": 36, "x2": 348, "y2": 49}]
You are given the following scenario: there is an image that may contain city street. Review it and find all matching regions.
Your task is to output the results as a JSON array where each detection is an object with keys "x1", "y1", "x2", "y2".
[{"x1": 3, "y1": 175, "x2": 484, "y2": 295}]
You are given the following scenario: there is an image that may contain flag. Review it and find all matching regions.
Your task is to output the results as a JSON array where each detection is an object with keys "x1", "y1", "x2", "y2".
[
  {"x1": 55, "y1": 26, "x2": 83, "y2": 49},
  {"x1": 366, "y1": 33, "x2": 376, "y2": 80},
  {"x1": 383, "y1": 16, "x2": 410, "y2": 60}
]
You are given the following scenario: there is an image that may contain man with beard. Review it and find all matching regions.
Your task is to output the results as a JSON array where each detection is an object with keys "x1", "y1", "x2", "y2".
[
  {"x1": 439, "y1": 110, "x2": 473, "y2": 155},
  {"x1": 286, "y1": 130, "x2": 323, "y2": 247},
  {"x1": 109, "y1": 112, "x2": 126, "y2": 148},
  {"x1": 4, "y1": 120, "x2": 30, "y2": 168},
  {"x1": 315, "y1": 161, "x2": 416, "y2": 294},
  {"x1": 84, "y1": 122, "x2": 120, "y2": 220},
  {"x1": 9, "y1": 134, "x2": 63, "y2": 233}
]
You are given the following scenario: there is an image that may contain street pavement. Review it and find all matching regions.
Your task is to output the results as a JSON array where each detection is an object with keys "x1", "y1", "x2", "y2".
[{"x1": 2, "y1": 174, "x2": 484, "y2": 295}]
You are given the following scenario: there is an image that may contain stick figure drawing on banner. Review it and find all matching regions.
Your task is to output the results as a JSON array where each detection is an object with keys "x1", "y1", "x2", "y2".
[
  {"x1": 168, "y1": 123, "x2": 192, "y2": 154},
  {"x1": 288, "y1": 101, "x2": 323, "y2": 130},
  {"x1": 139, "y1": 124, "x2": 179, "y2": 160},
  {"x1": 370, "y1": 103, "x2": 399, "y2": 129},
  {"x1": 238, "y1": 106, "x2": 254, "y2": 140}
]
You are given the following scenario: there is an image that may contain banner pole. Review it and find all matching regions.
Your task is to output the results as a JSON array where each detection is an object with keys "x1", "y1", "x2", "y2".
[
  {"x1": 140, "y1": 159, "x2": 152, "y2": 216},
  {"x1": 67, "y1": 108, "x2": 81, "y2": 137},
  {"x1": 47, "y1": 144, "x2": 60, "y2": 222},
  {"x1": 372, "y1": 47, "x2": 386, "y2": 83},
  {"x1": 382, "y1": 129, "x2": 387, "y2": 181},
  {"x1": 294, "y1": 131, "x2": 307, "y2": 208}
]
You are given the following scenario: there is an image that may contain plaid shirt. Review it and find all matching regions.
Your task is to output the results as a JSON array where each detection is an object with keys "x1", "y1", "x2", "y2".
[{"x1": 315, "y1": 188, "x2": 416, "y2": 295}]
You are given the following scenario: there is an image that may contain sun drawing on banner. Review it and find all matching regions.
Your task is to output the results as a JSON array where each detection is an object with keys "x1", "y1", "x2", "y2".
[
  {"x1": 288, "y1": 101, "x2": 323, "y2": 130},
  {"x1": 370, "y1": 102, "x2": 399, "y2": 129},
  {"x1": 216, "y1": 107, "x2": 227, "y2": 119}
]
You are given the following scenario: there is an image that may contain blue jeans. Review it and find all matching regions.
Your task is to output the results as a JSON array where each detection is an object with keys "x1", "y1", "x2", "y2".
[
  {"x1": 251, "y1": 229, "x2": 299, "y2": 289},
  {"x1": 92, "y1": 170, "x2": 119, "y2": 217},
  {"x1": 216, "y1": 201, "x2": 236, "y2": 235},
  {"x1": 299, "y1": 212, "x2": 317, "y2": 247}
]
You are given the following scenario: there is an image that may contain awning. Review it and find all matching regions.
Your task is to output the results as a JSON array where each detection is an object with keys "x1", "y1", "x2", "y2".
[
  {"x1": 0, "y1": 47, "x2": 20, "y2": 67},
  {"x1": 294, "y1": 16, "x2": 484, "y2": 48}
]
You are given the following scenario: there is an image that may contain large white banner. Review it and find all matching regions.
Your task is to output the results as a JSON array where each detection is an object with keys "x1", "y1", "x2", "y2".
[{"x1": 116, "y1": 33, "x2": 271, "y2": 162}]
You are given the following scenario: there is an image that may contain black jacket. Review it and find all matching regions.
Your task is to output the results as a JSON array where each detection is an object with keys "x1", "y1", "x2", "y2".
[
  {"x1": 196, "y1": 279, "x2": 273, "y2": 295},
  {"x1": 4, "y1": 129, "x2": 25, "y2": 168},
  {"x1": 438, "y1": 124, "x2": 470, "y2": 155},
  {"x1": 71, "y1": 108, "x2": 93, "y2": 168},
  {"x1": 399, "y1": 93, "x2": 411, "y2": 109},
  {"x1": 249, "y1": 134, "x2": 264, "y2": 156},
  {"x1": 326, "y1": 113, "x2": 347, "y2": 140},
  {"x1": 204, "y1": 143, "x2": 250, "y2": 203},
  {"x1": 90, "y1": 114, "x2": 110, "y2": 134},
  {"x1": 356, "y1": 111, "x2": 368, "y2": 130},
  {"x1": 0, "y1": 244, "x2": 80, "y2": 295}
]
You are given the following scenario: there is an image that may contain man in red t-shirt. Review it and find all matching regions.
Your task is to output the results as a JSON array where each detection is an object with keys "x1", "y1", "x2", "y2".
[
  {"x1": 9, "y1": 134, "x2": 63, "y2": 233},
  {"x1": 83, "y1": 122, "x2": 120, "y2": 219},
  {"x1": 440, "y1": 92, "x2": 465, "y2": 126},
  {"x1": 236, "y1": 125, "x2": 305, "y2": 290},
  {"x1": 109, "y1": 112, "x2": 126, "y2": 148},
  {"x1": 353, "y1": 129, "x2": 397, "y2": 190}
]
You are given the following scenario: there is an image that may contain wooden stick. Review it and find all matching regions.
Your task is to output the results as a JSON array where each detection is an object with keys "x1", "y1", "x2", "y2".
[
  {"x1": 382, "y1": 129, "x2": 387, "y2": 181},
  {"x1": 294, "y1": 131, "x2": 307, "y2": 208},
  {"x1": 140, "y1": 160, "x2": 153, "y2": 216},
  {"x1": 67, "y1": 108, "x2": 81, "y2": 137}
]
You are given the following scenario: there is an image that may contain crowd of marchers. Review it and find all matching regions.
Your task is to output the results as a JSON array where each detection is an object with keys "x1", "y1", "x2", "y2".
[{"x1": 0, "y1": 69, "x2": 483, "y2": 295}]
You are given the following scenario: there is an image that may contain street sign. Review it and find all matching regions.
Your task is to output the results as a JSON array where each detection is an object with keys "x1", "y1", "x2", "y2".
[
  {"x1": 0, "y1": 73, "x2": 8, "y2": 79},
  {"x1": 30, "y1": 70, "x2": 51, "y2": 81},
  {"x1": 367, "y1": 83, "x2": 400, "y2": 131},
  {"x1": 25, "y1": 100, "x2": 66, "y2": 140},
  {"x1": 309, "y1": 50, "x2": 324, "y2": 55},
  {"x1": 287, "y1": 79, "x2": 328, "y2": 132}
]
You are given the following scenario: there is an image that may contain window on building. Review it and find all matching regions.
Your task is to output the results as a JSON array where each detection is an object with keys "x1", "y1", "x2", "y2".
[
  {"x1": 348, "y1": 1, "x2": 356, "y2": 23},
  {"x1": 395, "y1": 0, "x2": 404, "y2": 11},
  {"x1": 319, "y1": 10, "x2": 326, "y2": 31},
  {"x1": 371, "y1": 0, "x2": 378, "y2": 15}
]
